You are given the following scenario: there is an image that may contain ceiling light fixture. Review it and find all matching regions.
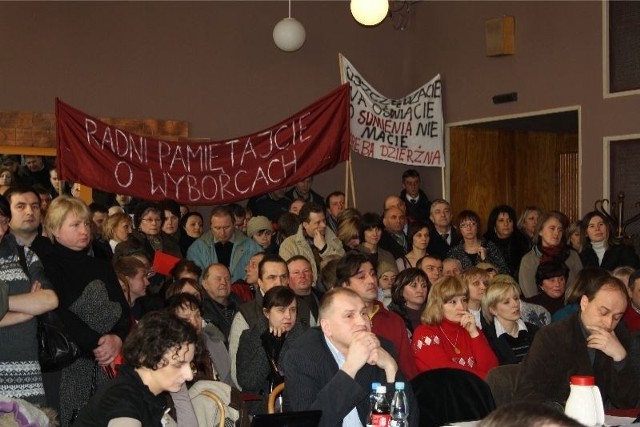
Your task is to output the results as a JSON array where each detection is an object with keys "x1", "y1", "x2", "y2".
[
  {"x1": 273, "y1": 0, "x2": 306, "y2": 52},
  {"x1": 350, "y1": 0, "x2": 390, "y2": 27}
]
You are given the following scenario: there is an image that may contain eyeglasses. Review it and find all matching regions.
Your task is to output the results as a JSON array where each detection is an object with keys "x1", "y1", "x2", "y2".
[
  {"x1": 459, "y1": 222, "x2": 477, "y2": 229},
  {"x1": 142, "y1": 218, "x2": 162, "y2": 223}
]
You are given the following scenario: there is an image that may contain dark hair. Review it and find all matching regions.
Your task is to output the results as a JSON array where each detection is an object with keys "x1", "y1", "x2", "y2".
[
  {"x1": 402, "y1": 169, "x2": 420, "y2": 181},
  {"x1": 299, "y1": 202, "x2": 324, "y2": 224},
  {"x1": 166, "y1": 292, "x2": 203, "y2": 315},
  {"x1": 535, "y1": 261, "x2": 569, "y2": 287},
  {"x1": 2, "y1": 185, "x2": 40, "y2": 206},
  {"x1": 325, "y1": 191, "x2": 345, "y2": 209},
  {"x1": 391, "y1": 268, "x2": 429, "y2": 306},
  {"x1": 112, "y1": 239, "x2": 149, "y2": 265},
  {"x1": 165, "y1": 277, "x2": 205, "y2": 303},
  {"x1": 89, "y1": 202, "x2": 109, "y2": 215},
  {"x1": 336, "y1": 251, "x2": 375, "y2": 287},
  {"x1": 133, "y1": 202, "x2": 163, "y2": 229},
  {"x1": 159, "y1": 200, "x2": 181, "y2": 219},
  {"x1": 455, "y1": 210, "x2": 482, "y2": 236},
  {"x1": 564, "y1": 267, "x2": 610, "y2": 304},
  {"x1": 32, "y1": 184, "x2": 50, "y2": 196},
  {"x1": 123, "y1": 311, "x2": 197, "y2": 369},
  {"x1": 359, "y1": 212, "x2": 383, "y2": 241},
  {"x1": 580, "y1": 210, "x2": 617, "y2": 248},
  {"x1": 626, "y1": 269, "x2": 640, "y2": 291},
  {"x1": 485, "y1": 205, "x2": 517, "y2": 240},
  {"x1": 228, "y1": 203, "x2": 246, "y2": 220},
  {"x1": 319, "y1": 256, "x2": 341, "y2": 291},
  {"x1": 0, "y1": 195, "x2": 10, "y2": 220},
  {"x1": 258, "y1": 253, "x2": 287, "y2": 280},
  {"x1": 277, "y1": 212, "x2": 301, "y2": 238},
  {"x1": 262, "y1": 286, "x2": 296, "y2": 311},
  {"x1": 583, "y1": 275, "x2": 629, "y2": 302},
  {"x1": 180, "y1": 211, "x2": 203, "y2": 230},
  {"x1": 407, "y1": 221, "x2": 430, "y2": 250},
  {"x1": 209, "y1": 205, "x2": 233, "y2": 221},
  {"x1": 171, "y1": 259, "x2": 202, "y2": 280}
]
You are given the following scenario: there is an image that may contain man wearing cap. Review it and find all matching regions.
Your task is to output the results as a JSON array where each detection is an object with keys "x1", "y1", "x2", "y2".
[
  {"x1": 246, "y1": 216, "x2": 277, "y2": 254},
  {"x1": 187, "y1": 205, "x2": 261, "y2": 283},
  {"x1": 515, "y1": 275, "x2": 640, "y2": 409}
]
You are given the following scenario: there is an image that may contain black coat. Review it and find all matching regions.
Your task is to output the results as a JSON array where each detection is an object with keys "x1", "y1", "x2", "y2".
[
  {"x1": 580, "y1": 244, "x2": 640, "y2": 271},
  {"x1": 426, "y1": 225, "x2": 461, "y2": 260},
  {"x1": 401, "y1": 189, "x2": 431, "y2": 224}
]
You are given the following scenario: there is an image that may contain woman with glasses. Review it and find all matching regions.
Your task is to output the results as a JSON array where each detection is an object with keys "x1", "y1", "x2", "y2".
[{"x1": 447, "y1": 210, "x2": 509, "y2": 275}]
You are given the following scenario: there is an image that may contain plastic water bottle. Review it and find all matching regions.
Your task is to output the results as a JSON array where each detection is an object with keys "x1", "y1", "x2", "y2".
[{"x1": 391, "y1": 382, "x2": 409, "y2": 427}]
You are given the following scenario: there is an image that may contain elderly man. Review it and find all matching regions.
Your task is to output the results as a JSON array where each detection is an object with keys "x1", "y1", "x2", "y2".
[
  {"x1": 379, "y1": 206, "x2": 408, "y2": 259},
  {"x1": 515, "y1": 275, "x2": 640, "y2": 409},
  {"x1": 279, "y1": 202, "x2": 344, "y2": 283},
  {"x1": 187, "y1": 205, "x2": 261, "y2": 282},
  {"x1": 443, "y1": 258, "x2": 463, "y2": 277},
  {"x1": 400, "y1": 169, "x2": 431, "y2": 223},
  {"x1": 287, "y1": 255, "x2": 324, "y2": 326},
  {"x1": 282, "y1": 287, "x2": 418, "y2": 427},
  {"x1": 201, "y1": 263, "x2": 243, "y2": 343},
  {"x1": 338, "y1": 251, "x2": 417, "y2": 380},
  {"x1": 427, "y1": 199, "x2": 460, "y2": 259}
]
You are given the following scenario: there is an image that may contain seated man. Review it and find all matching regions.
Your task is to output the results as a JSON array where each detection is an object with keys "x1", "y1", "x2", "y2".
[
  {"x1": 282, "y1": 287, "x2": 418, "y2": 427},
  {"x1": 515, "y1": 275, "x2": 640, "y2": 409},
  {"x1": 379, "y1": 206, "x2": 408, "y2": 259},
  {"x1": 201, "y1": 263, "x2": 243, "y2": 344}
]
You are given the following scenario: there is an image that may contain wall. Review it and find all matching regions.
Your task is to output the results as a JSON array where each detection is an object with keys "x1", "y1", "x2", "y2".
[{"x1": 2, "y1": 1, "x2": 639, "y2": 216}]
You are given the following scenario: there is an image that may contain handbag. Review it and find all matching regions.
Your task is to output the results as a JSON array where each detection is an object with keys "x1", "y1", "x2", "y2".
[
  {"x1": 37, "y1": 310, "x2": 81, "y2": 372},
  {"x1": 14, "y1": 244, "x2": 80, "y2": 371}
]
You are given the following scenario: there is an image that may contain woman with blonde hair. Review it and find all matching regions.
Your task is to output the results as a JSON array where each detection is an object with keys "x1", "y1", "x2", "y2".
[
  {"x1": 411, "y1": 276, "x2": 497, "y2": 379},
  {"x1": 481, "y1": 281, "x2": 538, "y2": 364},
  {"x1": 517, "y1": 206, "x2": 543, "y2": 244},
  {"x1": 38, "y1": 195, "x2": 130, "y2": 426},
  {"x1": 103, "y1": 211, "x2": 133, "y2": 252}
]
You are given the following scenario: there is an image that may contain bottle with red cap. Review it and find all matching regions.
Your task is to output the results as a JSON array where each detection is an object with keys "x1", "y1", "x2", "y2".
[
  {"x1": 369, "y1": 385, "x2": 391, "y2": 427},
  {"x1": 564, "y1": 375, "x2": 605, "y2": 426}
]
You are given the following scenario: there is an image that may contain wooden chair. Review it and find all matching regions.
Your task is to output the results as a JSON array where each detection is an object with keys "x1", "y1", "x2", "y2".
[
  {"x1": 199, "y1": 390, "x2": 226, "y2": 427},
  {"x1": 267, "y1": 382, "x2": 285, "y2": 414}
]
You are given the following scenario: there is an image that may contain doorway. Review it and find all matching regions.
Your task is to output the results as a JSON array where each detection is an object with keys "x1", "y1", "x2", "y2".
[{"x1": 445, "y1": 108, "x2": 580, "y2": 226}]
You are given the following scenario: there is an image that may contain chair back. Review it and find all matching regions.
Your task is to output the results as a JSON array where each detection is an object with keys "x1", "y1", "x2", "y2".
[
  {"x1": 267, "y1": 382, "x2": 285, "y2": 414},
  {"x1": 410, "y1": 368, "x2": 496, "y2": 427},
  {"x1": 485, "y1": 364, "x2": 521, "y2": 407}
]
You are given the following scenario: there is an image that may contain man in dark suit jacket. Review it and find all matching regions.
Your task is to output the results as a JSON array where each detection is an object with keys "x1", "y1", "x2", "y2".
[
  {"x1": 379, "y1": 206, "x2": 408, "y2": 259},
  {"x1": 281, "y1": 288, "x2": 418, "y2": 427},
  {"x1": 426, "y1": 198, "x2": 461, "y2": 260},
  {"x1": 400, "y1": 169, "x2": 431, "y2": 223}
]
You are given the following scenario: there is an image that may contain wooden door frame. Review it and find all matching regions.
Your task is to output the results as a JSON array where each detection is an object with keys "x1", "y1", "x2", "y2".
[{"x1": 444, "y1": 105, "x2": 582, "y2": 215}]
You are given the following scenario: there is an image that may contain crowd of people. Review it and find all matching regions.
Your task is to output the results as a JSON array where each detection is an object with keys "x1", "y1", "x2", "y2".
[{"x1": 2, "y1": 155, "x2": 640, "y2": 426}]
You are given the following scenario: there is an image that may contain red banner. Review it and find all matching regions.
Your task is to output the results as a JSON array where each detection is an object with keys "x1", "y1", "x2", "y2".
[{"x1": 56, "y1": 85, "x2": 350, "y2": 205}]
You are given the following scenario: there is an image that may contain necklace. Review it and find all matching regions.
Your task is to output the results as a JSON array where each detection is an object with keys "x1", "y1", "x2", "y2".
[{"x1": 438, "y1": 325, "x2": 461, "y2": 354}]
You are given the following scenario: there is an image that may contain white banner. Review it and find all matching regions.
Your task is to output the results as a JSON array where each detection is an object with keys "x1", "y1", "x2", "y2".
[{"x1": 340, "y1": 54, "x2": 444, "y2": 167}]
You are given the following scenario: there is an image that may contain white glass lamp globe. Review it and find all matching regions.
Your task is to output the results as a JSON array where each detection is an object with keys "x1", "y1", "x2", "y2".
[
  {"x1": 350, "y1": 0, "x2": 389, "y2": 26},
  {"x1": 273, "y1": 17, "x2": 306, "y2": 52}
]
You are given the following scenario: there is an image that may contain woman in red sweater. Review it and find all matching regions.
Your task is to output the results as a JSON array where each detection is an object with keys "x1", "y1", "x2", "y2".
[{"x1": 411, "y1": 276, "x2": 498, "y2": 379}]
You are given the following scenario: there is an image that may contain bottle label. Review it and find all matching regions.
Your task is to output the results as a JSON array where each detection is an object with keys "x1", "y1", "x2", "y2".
[{"x1": 371, "y1": 414, "x2": 391, "y2": 426}]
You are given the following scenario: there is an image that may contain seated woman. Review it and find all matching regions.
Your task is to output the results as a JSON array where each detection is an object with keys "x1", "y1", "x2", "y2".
[
  {"x1": 459, "y1": 267, "x2": 490, "y2": 329},
  {"x1": 247, "y1": 216, "x2": 277, "y2": 254},
  {"x1": 104, "y1": 212, "x2": 133, "y2": 252},
  {"x1": 73, "y1": 311, "x2": 197, "y2": 426},
  {"x1": 113, "y1": 255, "x2": 152, "y2": 322},
  {"x1": 526, "y1": 261, "x2": 568, "y2": 316},
  {"x1": 387, "y1": 268, "x2": 429, "y2": 335},
  {"x1": 236, "y1": 286, "x2": 302, "y2": 414},
  {"x1": 481, "y1": 281, "x2": 538, "y2": 365},
  {"x1": 377, "y1": 261, "x2": 397, "y2": 307},
  {"x1": 179, "y1": 211, "x2": 203, "y2": 255},
  {"x1": 579, "y1": 211, "x2": 640, "y2": 271},
  {"x1": 518, "y1": 211, "x2": 583, "y2": 299},
  {"x1": 397, "y1": 221, "x2": 430, "y2": 272},
  {"x1": 489, "y1": 274, "x2": 551, "y2": 328},
  {"x1": 484, "y1": 205, "x2": 531, "y2": 277},
  {"x1": 447, "y1": 210, "x2": 509, "y2": 275},
  {"x1": 411, "y1": 276, "x2": 498, "y2": 379},
  {"x1": 356, "y1": 212, "x2": 398, "y2": 279},
  {"x1": 517, "y1": 206, "x2": 542, "y2": 246}
]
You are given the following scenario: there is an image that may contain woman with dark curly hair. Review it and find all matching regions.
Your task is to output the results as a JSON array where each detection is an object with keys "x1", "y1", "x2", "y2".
[
  {"x1": 484, "y1": 205, "x2": 531, "y2": 277},
  {"x1": 387, "y1": 268, "x2": 429, "y2": 334},
  {"x1": 447, "y1": 210, "x2": 509, "y2": 275},
  {"x1": 73, "y1": 310, "x2": 197, "y2": 426}
]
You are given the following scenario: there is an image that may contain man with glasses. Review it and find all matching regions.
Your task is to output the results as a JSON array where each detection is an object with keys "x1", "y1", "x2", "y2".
[
  {"x1": 337, "y1": 251, "x2": 417, "y2": 380},
  {"x1": 188, "y1": 205, "x2": 261, "y2": 283}
]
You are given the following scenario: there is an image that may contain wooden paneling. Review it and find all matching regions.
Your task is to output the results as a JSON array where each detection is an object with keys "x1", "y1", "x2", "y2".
[{"x1": 450, "y1": 127, "x2": 578, "y2": 224}]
